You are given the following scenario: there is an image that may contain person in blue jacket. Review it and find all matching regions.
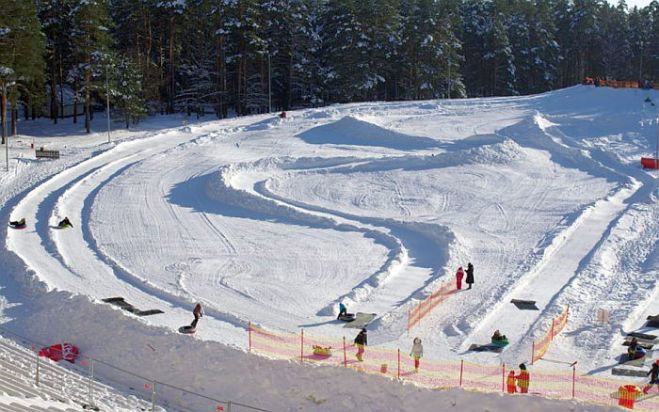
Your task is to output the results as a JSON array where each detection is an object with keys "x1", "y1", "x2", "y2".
[{"x1": 337, "y1": 302, "x2": 348, "y2": 319}]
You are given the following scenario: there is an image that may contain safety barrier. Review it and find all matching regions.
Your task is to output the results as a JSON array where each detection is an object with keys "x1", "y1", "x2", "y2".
[
  {"x1": 407, "y1": 281, "x2": 454, "y2": 331},
  {"x1": 531, "y1": 305, "x2": 569, "y2": 364},
  {"x1": 0, "y1": 326, "x2": 270, "y2": 412},
  {"x1": 249, "y1": 321, "x2": 659, "y2": 411}
]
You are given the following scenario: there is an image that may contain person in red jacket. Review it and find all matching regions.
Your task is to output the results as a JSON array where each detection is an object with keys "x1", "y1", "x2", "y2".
[
  {"x1": 455, "y1": 266, "x2": 464, "y2": 290},
  {"x1": 506, "y1": 370, "x2": 517, "y2": 393}
]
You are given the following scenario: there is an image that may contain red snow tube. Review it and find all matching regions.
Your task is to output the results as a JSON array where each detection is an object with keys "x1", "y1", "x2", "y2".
[
  {"x1": 38, "y1": 343, "x2": 80, "y2": 363},
  {"x1": 641, "y1": 157, "x2": 659, "y2": 169}
]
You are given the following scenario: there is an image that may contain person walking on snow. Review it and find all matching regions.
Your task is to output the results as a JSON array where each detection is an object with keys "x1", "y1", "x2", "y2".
[
  {"x1": 410, "y1": 337, "x2": 423, "y2": 372},
  {"x1": 354, "y1": 328, "x2": 367, "y2": 362},
  {"x1": 337, "y1": 302, "x2": 347, "y2": 319},
  {"x1": 191, "y1": 302, "x2": 204, "y2": 328},
  {"x1": 643, "y1": 360, "x2": 659, "y2": 394},
  {"x1": 516, "y1": 363, "x2": 530, "y2": 393},
  {"x1": 465, "y1": 262, "x2": 474, "y2": 289},
  {"x1": 455, "y1": 266, "x2": 464, "y2": 290},
  {"x1": 506, "y1": 370, "x2": 517, "y2": 393}
]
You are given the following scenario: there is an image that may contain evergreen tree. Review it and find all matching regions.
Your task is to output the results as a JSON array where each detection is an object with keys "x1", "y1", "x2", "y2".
[
  {"x1": 71, "y1": 0, "x2": 112, "y2": 133},
  {"x1": 0, "y1": 0, "x2": 45, "y2": 141},
  {"x1": 112, "y1": 56, "x2": 146, "y2": 127}
]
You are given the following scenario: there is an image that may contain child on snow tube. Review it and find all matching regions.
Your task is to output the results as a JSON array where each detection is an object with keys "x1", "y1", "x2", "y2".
[
  {"x1": 491, "y1": 329, "x2": 509, "y2": 346},
  {"x1": 9, "y1": 218, "x2": 26, "y2": 228}
]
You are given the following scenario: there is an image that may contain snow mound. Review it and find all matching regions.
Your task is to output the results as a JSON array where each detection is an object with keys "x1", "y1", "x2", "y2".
[{"x1": 297, "y1": 116, "x2": 439, "y2": 150}]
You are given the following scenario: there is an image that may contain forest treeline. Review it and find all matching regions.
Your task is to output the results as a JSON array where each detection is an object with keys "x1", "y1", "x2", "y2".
[{"x1": 0, "y1": 0, "x2": 658, "y2": 138}]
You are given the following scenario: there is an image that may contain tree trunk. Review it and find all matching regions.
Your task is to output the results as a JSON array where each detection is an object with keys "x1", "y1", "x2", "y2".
[
  {"x1": 59, "y1": 56, "x2": 65, "y2": 120},
  {"x1": 51, "y1": 58, "x2": 59, "y2": 124},
  {"x1": 73, "y1": 80, "x2": 79, "y2": 124},
  {"x1": 1, "y1": 82, "x2": 6, "y2": 145},
  {"x1": 168, "y1": 16, "x2": 176, "y2": 113},
  {"x1": 85, "y1": 69, "x2": 91, "y2": 133},
  {"x1": 11, "y1": 106, "x2": 17, "y2": 136}
]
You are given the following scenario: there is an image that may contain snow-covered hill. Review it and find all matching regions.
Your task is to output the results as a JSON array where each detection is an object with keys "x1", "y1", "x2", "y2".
[{"x1": 0, "y1": 86, "x2": 657, "y2": 411}]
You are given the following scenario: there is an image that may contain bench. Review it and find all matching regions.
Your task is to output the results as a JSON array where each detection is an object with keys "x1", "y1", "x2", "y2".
[{"x1": 35, "y1": 149, "x2": 60, "y2": 159}]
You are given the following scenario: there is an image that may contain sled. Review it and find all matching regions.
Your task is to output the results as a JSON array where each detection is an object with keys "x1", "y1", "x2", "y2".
[
  {"x1": 101, "y1": 297, "x2": 164, "y2": 316},
  {"x1": 8, "y1": 223, "x2": 27, "y2": 229},
  {"x1": 312, "y1": 345, "x2": 332, "y2": 357},
  {"x1": 468, "y1": 343, "x2": 504, "y2": 353},
  {"x1": 343, "y1": 312, "x2": 377, "y2": 329},
  {"x1": 611, "y1": 368, "x2": 648, "y2": 377},
  {"x1": 646, "y1": 315, "x2": 659, "y2": 328},
  {"x1": 490, "y1": 338, "x2": 509, "y2": 347},
  {"x1": 179, "y1": 325, "x2": 196, "y2": 334},
  {"x1": 609, "y1": 390, "x2": 658, "y2": 402},
  {"x1": 510, "y1": 299, "x2": 538, "y2": 310},
  {"x1": 628, "y1": 332, "x2": 657, "y2": 341},
  {"x1": 338, "y1": 313, "x2": 356, "y2": 322},
  {"x1": 56, "y1": 223, "x2": 73, "y2": 229},
  {"x1": 617, "y1": 354, "x2": 647, "y2": 367}
]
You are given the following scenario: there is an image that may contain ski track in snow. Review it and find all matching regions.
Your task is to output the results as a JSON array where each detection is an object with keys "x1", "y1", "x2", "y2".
[{"x1": 2, "y1": 86, "x2": 658, "y2": 386}]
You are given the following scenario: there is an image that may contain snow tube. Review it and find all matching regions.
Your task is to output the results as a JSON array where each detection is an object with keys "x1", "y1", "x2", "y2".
[
  {"x1": 491, "y1": 338, "x2": 509, "y2": 347},
  {"x1": 338, "y1": 313, "x2": 355, "y2": 322},
  {"x1": 9, "y1": 223, "x2": 26, "y2": 229},
  {"x1": 38, "y1": 343, "x2": 80, "y2": 363},
  {"x1": 312, "y1": 345, "x2": 332, "y2": 357}
]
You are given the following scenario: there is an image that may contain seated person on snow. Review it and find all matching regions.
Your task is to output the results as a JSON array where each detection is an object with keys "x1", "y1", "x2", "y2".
[
  {"x1": 630, "y1": 346, "x2": 646, "y2": 361},
  {"x1": 58, "y1": 217, "x2": 73, "y2": 228},
  {"x1": 9, "y1": 218, "x2": 26, "y2": 227},
  {"x1": 492, "y1": 329, "x2": 507, "y2": 342}
]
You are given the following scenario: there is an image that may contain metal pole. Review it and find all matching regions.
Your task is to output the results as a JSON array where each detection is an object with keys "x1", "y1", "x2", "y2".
[
  {"x1": 88, "y1": 358, "x2": 94, "y2": 408},
  {"x1": 572, "y1": 364, "x2": 576, "y2": 399},
  {"x1": 151, "y1": 381, "x2": 156, "y2": 412},
  {"x1": 35, "y1": 352, "x2": 40, "y2": 386},
  {"x1": 268, "y1": 52, "x2": 272, "y2": 113},
  {"x1": 248, "y1": 321, "x2": 252, "y2": 351},
  {"x1": 106, "y1": 65, "x2": 111, "y2": 143},
  {"x1": 227, "y1": 400, "x2": 232, "y2": 412}
]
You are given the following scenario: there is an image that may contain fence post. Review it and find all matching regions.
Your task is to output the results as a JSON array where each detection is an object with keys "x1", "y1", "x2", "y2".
[
  {"x1": 501, "y1": 363, "x2": 505, "y2": 393},
  {"x1": 88, "y1": 358, "x2": 94, "y2": 408},
  {"x1": 151, "y1": 381, "x2": 157, "y2": 412},
  {"x1": 459, "y1": 359, "x2": 464, "y2": 387},
  {"x1": 551, "y1": 318, "x2": 555, "y2": 338},
  {"x1": 227, "y1": 400, "x2": 232, "y2": 412},
  {"x1": 343, "y1": 337, "x2": 347, "y2": 367},
  {"x1": 248, "y1": 321, "x2": 252, "y2": 352},
  {"x1": 35, "y1": 351, "x2": 40, "y2": 386},
  {"x1": 531, "y1": 341, "x2": 535, "y2": 365},
  {"x1": 397, "y1": 349, "x2": 400, "y2": 379},
  {"x1": 300, "y1": 329, "x2": 304, "y2": 363},
  {"x1": 572, "y1": 364, "x2": 576, "y2": 399}
]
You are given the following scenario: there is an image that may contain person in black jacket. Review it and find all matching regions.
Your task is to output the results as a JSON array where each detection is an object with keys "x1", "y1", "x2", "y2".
[
  {"x1": 643, "y1": 360, "x2": 659, "y2": 394},
  {"x1": 466, "y1": 262, "x2": 474, "y2": 289},
  {"x1": 354, "y1": 328, "x2": 367, "y2": 361}
]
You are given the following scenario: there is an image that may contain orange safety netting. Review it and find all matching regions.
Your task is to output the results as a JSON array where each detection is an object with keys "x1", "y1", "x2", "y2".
[
  {"x1": 407, "y1": 281, "x2": 454, "y2": 331},
  {"x1": 532, "y1": 306, "x2": 569, "y2": 364},
  {"x1": 249, "y1": 322, "x2": 659, "y2": 411}
]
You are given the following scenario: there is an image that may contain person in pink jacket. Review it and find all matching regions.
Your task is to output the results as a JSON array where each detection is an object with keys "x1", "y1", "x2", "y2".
[{"x1": 455, "y1": 266, "x2": 464, "y2": 290}]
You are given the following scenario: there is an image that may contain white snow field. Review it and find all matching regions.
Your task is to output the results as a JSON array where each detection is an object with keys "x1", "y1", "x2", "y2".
[{"x1": 1, "y1": 85, "x2": 658, "y2": 411}]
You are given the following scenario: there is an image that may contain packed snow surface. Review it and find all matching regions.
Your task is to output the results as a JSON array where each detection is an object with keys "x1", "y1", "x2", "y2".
[{"x1": 0, "y1": 86, "x2": 657, "y2": 411}]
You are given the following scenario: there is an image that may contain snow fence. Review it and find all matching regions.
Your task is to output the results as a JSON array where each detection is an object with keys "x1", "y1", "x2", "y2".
[
  {"x1": 249, "y1": 321, "x2": 659, "y2": 411},
  {"x1": 532, "y1": 305, "x2": 570, "y2": 364}
]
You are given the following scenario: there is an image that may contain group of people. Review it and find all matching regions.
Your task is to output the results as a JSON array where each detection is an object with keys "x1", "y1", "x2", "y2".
[
  {"x1": 9, "y1": 216, "x2": 72, "y2": 228},
  {"x1": 455, "y1": 262, "x2": 475, "y2": 290},
  {"x1": 506, "y1": 363, "x2": 530, "y2": 394}
]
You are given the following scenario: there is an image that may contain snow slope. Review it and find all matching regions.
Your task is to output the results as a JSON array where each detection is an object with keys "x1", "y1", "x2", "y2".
[{"x1": 1, "y1": 86, "x2": 657, "y2": 411}]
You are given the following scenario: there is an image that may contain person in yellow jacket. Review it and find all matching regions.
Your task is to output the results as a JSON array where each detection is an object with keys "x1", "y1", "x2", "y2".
[{"x1": 516, "y1": 363, "x2": 530, "y2": 393}]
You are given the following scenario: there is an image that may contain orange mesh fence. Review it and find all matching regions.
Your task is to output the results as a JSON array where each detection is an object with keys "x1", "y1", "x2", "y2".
[
  {"x1": 250, "y1": 321, "x2": 659, "y2": 411},
  {"x1": 532, "y1": 306, "x2": 569, "y2": 364},
  {"x1": 408, "y1": 281, "x2": 454, "y2": 330}
]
